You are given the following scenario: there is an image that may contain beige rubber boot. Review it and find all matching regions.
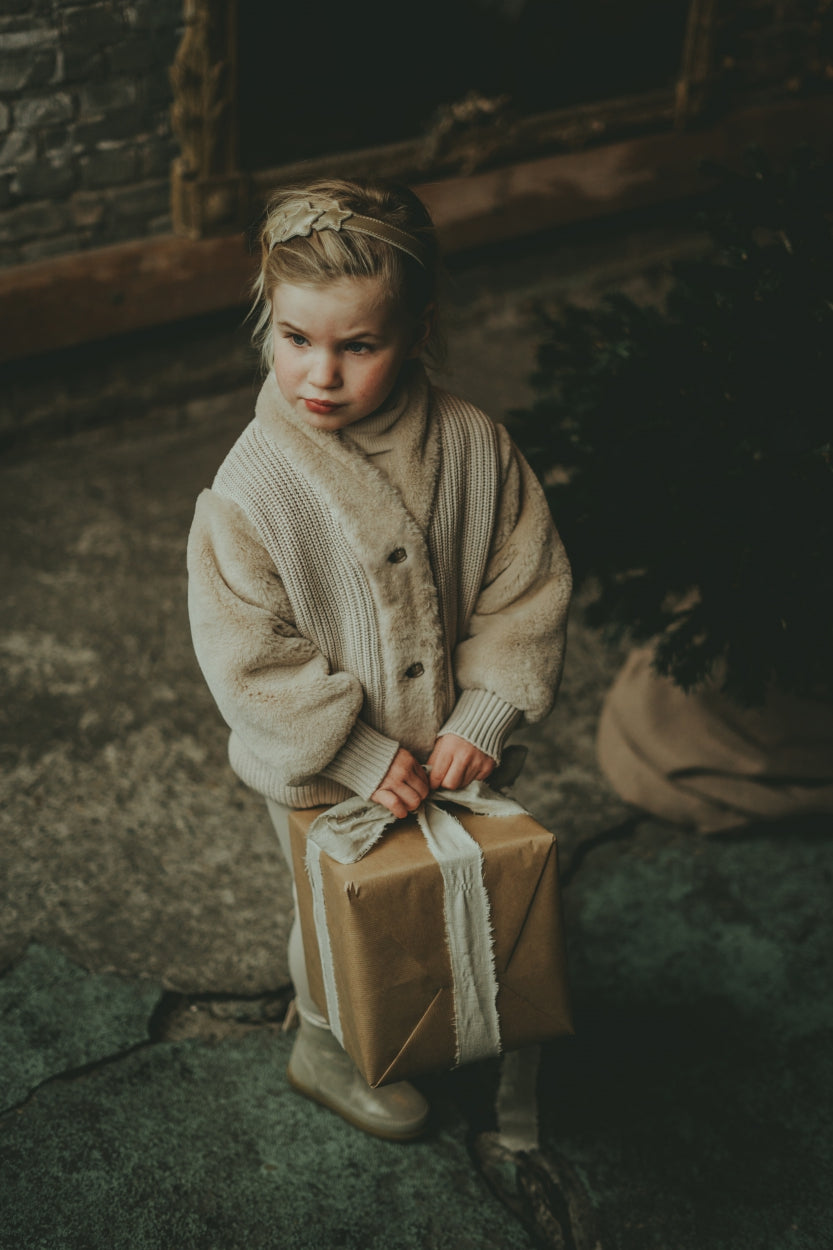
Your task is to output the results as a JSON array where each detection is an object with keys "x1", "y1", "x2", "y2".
[{"x1": 287, "y1": 1018, "x2": 429, "y2": 1141}]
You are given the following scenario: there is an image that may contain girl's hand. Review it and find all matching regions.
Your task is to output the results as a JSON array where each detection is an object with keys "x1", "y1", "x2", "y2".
[
  {"x1": 371, "y1": 748, "x2": 430, "y2": 819},
  {"x1": 426, "y1": 734, "x2": 495, "y2": 791}
]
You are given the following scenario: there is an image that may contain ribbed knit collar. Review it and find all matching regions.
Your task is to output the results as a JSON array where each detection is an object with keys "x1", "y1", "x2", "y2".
[
  {"x1": 254, "y1": 360, "x2": 441, "y2": 536},
  {"x1": 341, "y1": 361, "x2": 433, "y2": 525},
  {"x1": 343, "y1": 361, "x2": 417, "y2": 457}
]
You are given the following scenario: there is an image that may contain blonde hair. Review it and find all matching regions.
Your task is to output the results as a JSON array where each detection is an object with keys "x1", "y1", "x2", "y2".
[{"x1": 250, "y1": 177, "x2": 443, "y2": 374}]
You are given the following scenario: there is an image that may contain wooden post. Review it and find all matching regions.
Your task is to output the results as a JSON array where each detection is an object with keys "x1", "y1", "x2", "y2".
[{"x1": 169, "y1": 0, "x2": 249, "y2": 236}]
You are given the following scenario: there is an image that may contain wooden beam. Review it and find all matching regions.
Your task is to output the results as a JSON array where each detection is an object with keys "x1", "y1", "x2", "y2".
[
  {"x1": 249, "y1": 89, "x2": 677, "y2": 199},
  {"x1": 1, "y1": 94, "x2": 831, "y2": 365},
  {"x1": 0, "y1": 233, "x2": 257, "y2": 366},
  {"x1": 416, "y1": 94, "x2": 833, "y2": 253}
]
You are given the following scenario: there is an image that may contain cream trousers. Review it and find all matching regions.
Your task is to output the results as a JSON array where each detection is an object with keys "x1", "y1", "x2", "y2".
[{"x1": 265, "y1": 798, "x2": 329, "y2": 1030}]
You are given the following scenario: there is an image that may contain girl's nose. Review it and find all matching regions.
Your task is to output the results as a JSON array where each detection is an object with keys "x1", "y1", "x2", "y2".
[{"x1": 308, "y1": 350, "x2": 341, "y2": 390}]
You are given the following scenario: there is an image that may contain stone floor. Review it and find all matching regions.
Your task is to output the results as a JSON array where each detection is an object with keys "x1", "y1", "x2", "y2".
[{"x1": 2, "y1": 216, "x2": 832, "y2": 1249}]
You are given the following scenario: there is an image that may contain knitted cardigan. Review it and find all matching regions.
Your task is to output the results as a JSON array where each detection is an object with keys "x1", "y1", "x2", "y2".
[{"x1": 187, "y1": 363, "x2": 571, "y2": 808}]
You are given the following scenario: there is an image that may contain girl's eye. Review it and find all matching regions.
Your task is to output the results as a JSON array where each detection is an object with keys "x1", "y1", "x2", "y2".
[
  {"x1": 346, "y1": 341, "x2": 371, "y2": 355},
  {"x1": 288, "y1": 333, "x2": 307, "y2": 347}
]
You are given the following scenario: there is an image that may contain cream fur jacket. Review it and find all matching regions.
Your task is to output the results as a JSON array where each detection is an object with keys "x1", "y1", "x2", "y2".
[{"x1": 187, "y1": 362, "x2": 571, "y2": 809}]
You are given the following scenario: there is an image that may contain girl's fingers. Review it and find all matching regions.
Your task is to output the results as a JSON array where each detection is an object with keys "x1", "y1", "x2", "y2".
[
  {"x1": 372, "y1": 751, "x2": 428, "y2": 811},
  {"x1": 374, "y1": 748, "x2": 494, "y2": 815},
  {"x1": 389, "y1": 749, "x2": 428, "y2": 791},
  {"x1": 440, "y1": 758, "x2": 467, "y2": 791},
  {"x1": 426, "y1": 743, "x2": 454, "y2": 788},
  {"x1": 395, "y1": 775, "x2": 427, "y2": 808},
  {"x1": 408, "y1": 765, "x2": 430, "y2": 800},
  {"x1": 372, "y1": 758, "x2": 428, "y2": 816},
  {"x1": 476, "y1": 757, "x2": 496, "y2": 782},
  {"x1": 427, "y1": 761, "x2": 447, "y2": 789},
  {"x1": 431, "y1": 741, "x2": 496, "y2": 791},
  {"x1": 466, "y1": 760, "x2": 485, "y2": 785},
  {"x1": 371, "y1": 788, "x2": 409, "y2": 820},
  {"x1": 376, "y1": 742, "x2": 495, "y2": 808},
  {"x1": 398, "y1": 781, "x2": 426, "y2": 810}
]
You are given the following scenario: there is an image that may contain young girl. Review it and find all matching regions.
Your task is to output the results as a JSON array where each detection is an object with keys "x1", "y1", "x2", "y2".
[{"x1": 187, "y1": 177, "x2": 571, "y2": 1142}]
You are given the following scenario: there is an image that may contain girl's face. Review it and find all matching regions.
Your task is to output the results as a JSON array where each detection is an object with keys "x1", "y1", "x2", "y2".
[{"x1": 271, "y1": 277, "x2": 426, "y2": 431}]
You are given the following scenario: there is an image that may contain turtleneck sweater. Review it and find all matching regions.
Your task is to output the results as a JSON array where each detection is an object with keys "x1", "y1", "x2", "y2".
[{"x1": 341, "y1": 367, "x2": 431, "y2": 531}]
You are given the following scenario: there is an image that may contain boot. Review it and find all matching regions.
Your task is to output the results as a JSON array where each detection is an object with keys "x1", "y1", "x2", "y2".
[{"x1": 287, "y1": 1018, "x2": 429, "y2": 1142}]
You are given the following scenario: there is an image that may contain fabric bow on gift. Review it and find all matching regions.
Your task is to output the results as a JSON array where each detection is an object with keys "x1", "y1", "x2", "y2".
[{"x1": 305, "y1": 748, "x2": 529, "y2": 1066}]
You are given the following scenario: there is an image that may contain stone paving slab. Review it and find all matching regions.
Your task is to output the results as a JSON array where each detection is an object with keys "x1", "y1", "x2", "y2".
[
  {"x1": 0, "y1": 944, "x2": 162, "y2": 1109},
  {"x1": 535, "y1": 819, "x2": 833, "y2": 1250},
  {"x1": 0, "y1": 1020, "x2": 537, "y2": 1250}
]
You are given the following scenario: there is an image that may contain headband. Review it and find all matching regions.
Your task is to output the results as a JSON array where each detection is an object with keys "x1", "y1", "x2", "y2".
[{"x1": 266, "y1": 197, "x2": 429, "y2": 268}]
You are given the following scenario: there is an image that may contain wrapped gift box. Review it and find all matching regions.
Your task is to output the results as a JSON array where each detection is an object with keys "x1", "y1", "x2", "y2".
[{"x1": 288, "y1": 801, "x2": 573, "y2": 1088}]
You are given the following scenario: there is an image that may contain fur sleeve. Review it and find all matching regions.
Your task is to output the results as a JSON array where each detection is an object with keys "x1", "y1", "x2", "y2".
[
  {"x1": 187, "y1": 489, "x2": 370, "y2": 788},
  {"x1": 451, "y1": 424, "x2": 572, "y2": 724}
]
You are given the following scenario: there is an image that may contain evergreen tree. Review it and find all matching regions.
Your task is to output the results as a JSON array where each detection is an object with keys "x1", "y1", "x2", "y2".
[{"x1": 511, "y1": 148, "x2": 833, "y2": 704}]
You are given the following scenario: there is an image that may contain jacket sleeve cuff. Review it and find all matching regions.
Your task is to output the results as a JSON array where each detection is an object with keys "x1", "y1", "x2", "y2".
[
  {"x1": 436, "y1": 688, "x2": 522, "y2": 763},
  {"x1": 320, "y1": 719, "x2": 400, "y2": 800}
]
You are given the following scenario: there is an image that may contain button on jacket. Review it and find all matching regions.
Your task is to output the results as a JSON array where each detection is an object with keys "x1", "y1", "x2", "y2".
[{"x1": 187, "y1": 362, "x2": 571, "y2": 809}]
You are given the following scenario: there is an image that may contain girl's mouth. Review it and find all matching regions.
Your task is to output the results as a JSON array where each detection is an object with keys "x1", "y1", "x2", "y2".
[{"x1": 304, "y1": 399, "x2": 342, "y2": 415}]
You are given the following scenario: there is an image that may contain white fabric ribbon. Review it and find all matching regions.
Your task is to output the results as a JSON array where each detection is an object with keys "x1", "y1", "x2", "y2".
[{"x1": 305, "y1": 753, "x2": 528, "y2": 1067}]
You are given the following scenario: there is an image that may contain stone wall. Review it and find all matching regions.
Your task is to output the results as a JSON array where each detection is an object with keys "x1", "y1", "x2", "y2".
[
  {"x1": 1, "y1": 0, "x2": 829, "y2": 274},
  {"x1": 0, "y1": 0, "x2": 182, "y2": 267}
]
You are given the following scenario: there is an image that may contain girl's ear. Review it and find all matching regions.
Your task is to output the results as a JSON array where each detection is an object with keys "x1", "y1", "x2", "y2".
[{"x1": 408, "y1": 303, "x2": 436, "y2": 358}]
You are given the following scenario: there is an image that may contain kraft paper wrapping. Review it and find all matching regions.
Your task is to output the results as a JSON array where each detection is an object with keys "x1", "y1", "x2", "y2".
[{"x1": 289, "y1": 803, "x2": 573, "y2": 1089}]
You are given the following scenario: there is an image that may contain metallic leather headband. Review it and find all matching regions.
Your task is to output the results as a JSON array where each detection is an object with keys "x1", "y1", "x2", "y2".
[{"x1": 267, "y1": 198, "x2": 428, "y2": 268}]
